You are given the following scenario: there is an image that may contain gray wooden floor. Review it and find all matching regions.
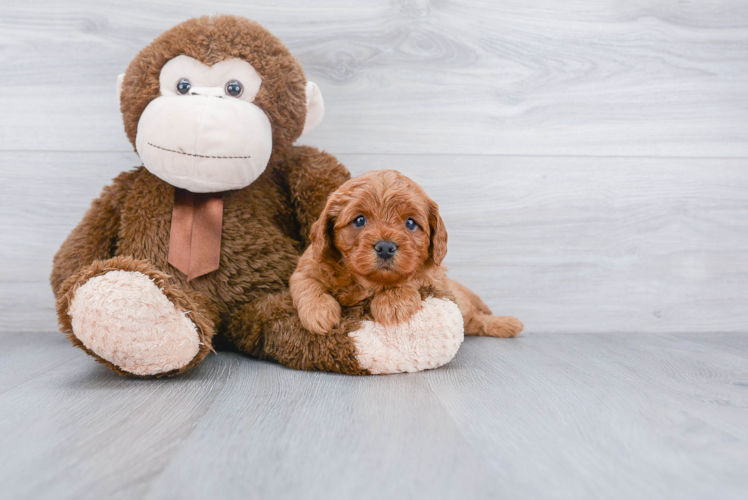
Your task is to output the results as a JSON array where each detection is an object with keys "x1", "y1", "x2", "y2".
[
  {"x1": 0, "y1": 332, "x2": 746, "y2": 500},
  {"x1": 2, "y1": 1, "x2": 748, "y2": 498}
]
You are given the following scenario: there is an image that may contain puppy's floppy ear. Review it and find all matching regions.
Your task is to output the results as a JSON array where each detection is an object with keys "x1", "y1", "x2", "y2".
[
  {"x1": 428, "y1": 198, "x2": 448, "y2": 265},
  {"x1": 310, "y1": 195, "x2": 338, "y2": 262}
]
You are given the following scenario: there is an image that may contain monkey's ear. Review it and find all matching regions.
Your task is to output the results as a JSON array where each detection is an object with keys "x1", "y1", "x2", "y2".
[
  {"x1": 116, "y1": 73, "x2": 125, "y2": 98},
  {"x1": 301, "y1": 82, "x2": 325, "y2": 135},
  {"x1": 428, "y1": 199, "x2": 448, "y2": 266}
]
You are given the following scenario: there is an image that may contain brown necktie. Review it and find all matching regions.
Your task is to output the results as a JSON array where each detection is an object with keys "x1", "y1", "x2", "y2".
[{"x1": 168, "y1": 189, "x2": 224, "y2": 281}]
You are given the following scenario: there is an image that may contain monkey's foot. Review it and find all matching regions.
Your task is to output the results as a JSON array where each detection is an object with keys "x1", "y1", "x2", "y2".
[
  {"x1": 67, "y1": 270, "x2": 201, "y2": 376},
  {"x1": 349, "y1": 297, "x2": 464, "y2": 374}
]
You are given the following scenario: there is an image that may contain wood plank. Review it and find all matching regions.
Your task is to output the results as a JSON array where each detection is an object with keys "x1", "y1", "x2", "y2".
[
  {"x1": 1, "y1": 0, "x2": 747, "y2": 156},
  {"x1": 2, "y1": 151, "x2": 746, "y2": 334},
  {"x1": 0, "y1": 332, "x2": 746, "y2": 499},
  {"x1": 143, "y1": 361, "x2": 499, "y2": 499},
  {"x1": 426, "y1": 333, "x2": 748, "y2": 499},
  {"x1": 0, "y1": 151, "x2": 131, "y2": 285},
  {"x1": 0, "y1": 335, "x2": 236, "y2": 500},
  {"x1": 671, "y1": 331, "x2": 748, "y2": 360},
  {"x1": 0, "y1": 332, "x2": 79, "y2": 394},
  {"x1": 0, "y1": 283, "x2": 57, "y2": 334}
]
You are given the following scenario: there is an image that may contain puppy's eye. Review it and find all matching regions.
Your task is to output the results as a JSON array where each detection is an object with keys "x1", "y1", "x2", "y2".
[
  {"x1": 405, "y1": 217, "x2": 418, "y2": 231},
  {"x1": 353, "y1": 215, "x2": 367, "y2": 228}
]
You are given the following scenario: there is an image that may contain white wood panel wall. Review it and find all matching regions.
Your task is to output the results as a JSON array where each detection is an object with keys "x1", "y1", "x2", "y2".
[{"x1": 1, "y1": 0, "x2": 746, "y2": 334}]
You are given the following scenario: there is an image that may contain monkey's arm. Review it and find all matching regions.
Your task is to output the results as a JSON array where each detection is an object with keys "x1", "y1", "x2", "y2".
[
  {"x1": 50, "y1": 171, "x2": 132, "y2": 297},
  {"x1": 284, "y1": 145, "x2": 351, "y2": 247}
]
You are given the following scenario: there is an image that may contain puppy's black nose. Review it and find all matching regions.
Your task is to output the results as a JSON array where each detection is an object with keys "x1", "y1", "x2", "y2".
[{"x1": 374, "y1": 241, "x2": 397, "y2": 260}]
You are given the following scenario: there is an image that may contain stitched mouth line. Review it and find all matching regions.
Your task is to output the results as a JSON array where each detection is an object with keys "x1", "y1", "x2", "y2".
[{"x1": 148, "y1": 142, "x2": 251, "y2": 159}]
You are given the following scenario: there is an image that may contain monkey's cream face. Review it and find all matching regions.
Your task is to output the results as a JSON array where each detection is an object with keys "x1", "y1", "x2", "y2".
[{"x1": 135, "y1": 55, "x2": 272, "y2": 193}]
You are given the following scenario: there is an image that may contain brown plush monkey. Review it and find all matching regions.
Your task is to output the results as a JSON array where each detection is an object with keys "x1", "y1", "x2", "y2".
[{"x1": 51, "y1": 15, "x2": 472, "y2": 377}]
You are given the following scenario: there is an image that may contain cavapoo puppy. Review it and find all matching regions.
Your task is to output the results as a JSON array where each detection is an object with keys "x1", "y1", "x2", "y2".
[{"x1": 290, "y1": 170, "x2": 523, "y2": 337}]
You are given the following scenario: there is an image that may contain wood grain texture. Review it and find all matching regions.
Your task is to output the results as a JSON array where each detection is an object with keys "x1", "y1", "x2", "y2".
[
  {"x1": 144, "y1": 359, "x2": 499, "y2": 500},
  {"x1": 0, "y1": 332, "x2": 746, "y2": 499},
  {"x1": 427, "y1": 333, "x2": 748, "y2": 500},
  {"x1": 1, "y1": 0, "x2": 747, "y2": 156},
  {"x1": 0, "y1": 335, "x2": 236, "y2": 500},
  {"x1": 2, "y1": 151, "x2": 746, "y2": 334}
]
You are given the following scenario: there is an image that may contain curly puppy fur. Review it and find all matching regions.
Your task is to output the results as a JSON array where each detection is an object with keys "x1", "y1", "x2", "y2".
[{"x1": 290, "y1": 170, "x2": 524, "y2": 337}]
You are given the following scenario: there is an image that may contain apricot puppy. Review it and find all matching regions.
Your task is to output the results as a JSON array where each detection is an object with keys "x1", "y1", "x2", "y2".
[{"x1": 290, "y1": 170, "x2": 523, "y2": 337}]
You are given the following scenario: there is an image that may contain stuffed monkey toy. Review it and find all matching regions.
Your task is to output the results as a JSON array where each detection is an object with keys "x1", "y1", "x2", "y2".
[{"x1": 51, "y1": 15, "x2": 468, "y2": 377}]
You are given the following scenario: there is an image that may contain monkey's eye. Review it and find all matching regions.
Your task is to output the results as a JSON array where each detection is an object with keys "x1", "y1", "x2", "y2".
[
  {"x1": 176, "y1": 79, "x2": 192, "y2": 95},
  {"x1": 225, "y1": 80, "x2": 243, "y2": 97},
  {"x1": 353, "y1": 215, "x2": 367, "y2": 228},
  {"x1": 405, "y1": 217, "x2": 418, "y2": 231}
]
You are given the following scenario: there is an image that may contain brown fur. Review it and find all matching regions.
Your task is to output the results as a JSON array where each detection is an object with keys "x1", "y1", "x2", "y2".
[
  {"x1": 51, "y1": 15, "x2": 373, "y2": 376},
  {"x1": 51, "y1": 16, "x2": 520, "y2": 378},
  {"x1": 120, "y1": 15, "x2": 307, "y2": 152},
  {"x1": 290, "y1": 170, "x2": 524, "y2": 337},
  {"x1": 227, "y1": 286, "x2": 454, "y2": 375}
]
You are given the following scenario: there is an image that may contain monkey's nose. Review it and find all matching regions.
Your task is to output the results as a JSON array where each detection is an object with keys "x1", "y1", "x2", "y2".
[
  {"x1": 188, "y1": 87, "x2": 225, "y2": 98},
  {"x1": 374, "y1": 241, "x2": 397, "y2": 260}
]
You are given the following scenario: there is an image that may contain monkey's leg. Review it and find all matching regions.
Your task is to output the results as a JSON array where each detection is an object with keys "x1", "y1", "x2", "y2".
[
  {"x1": 228, "y1": 287, "x2": 467, "y2": 375},
  {"x1": 446, "y1": 278, "x2": 524, "y2": 338},
  {"x1": 228, "y1": 291, "x2": 370, "y2": 375},
  {"x1": 56, "y1": 256, "x2": 216, "y2": 377}
]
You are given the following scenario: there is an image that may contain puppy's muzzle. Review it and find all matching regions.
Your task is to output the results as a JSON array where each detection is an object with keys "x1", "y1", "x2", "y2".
[{"x1": 374, "y1": 240, "x2": 397, "y2": 260}]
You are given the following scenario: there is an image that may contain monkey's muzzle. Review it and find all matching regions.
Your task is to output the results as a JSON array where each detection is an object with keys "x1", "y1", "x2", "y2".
[{"x1": 136, "y1": 94, "x2": 272, "y2": 193}]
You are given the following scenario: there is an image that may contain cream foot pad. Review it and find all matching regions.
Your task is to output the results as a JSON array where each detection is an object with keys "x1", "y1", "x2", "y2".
[
  {"x1": 68, "y1": 270, "x2": 200, "y2": 376},
  {"x1": 349, "y1": 297, "x2": 464, "y2": 374}
]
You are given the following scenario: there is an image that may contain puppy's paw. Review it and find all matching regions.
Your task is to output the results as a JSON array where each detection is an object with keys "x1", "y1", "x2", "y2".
[
  {"x1": 485, "y1": 315, "x2": 524, "y2": 338},
  {"x1": 371, "y1": 289, "x2": 422, "y2": 326},
  {"x1": 298, "y1": 294, "x2": 342, "y2": 335}
]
